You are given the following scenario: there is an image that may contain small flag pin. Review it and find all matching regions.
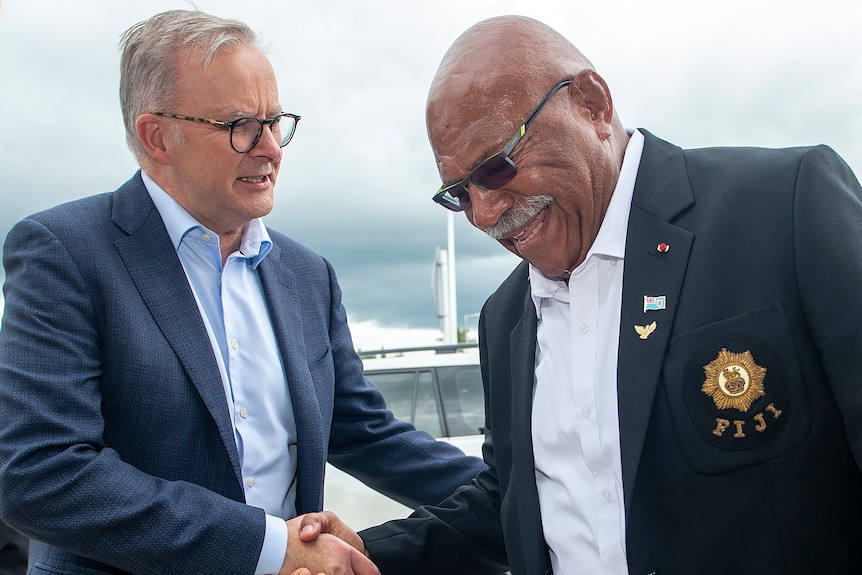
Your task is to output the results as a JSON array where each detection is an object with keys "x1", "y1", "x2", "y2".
[
  {"x1": 644, "y1": 295, "x2": 667, "y2": 312},
  {"x1": 657, "y1": 243, "x2": 670, "y2": 253}
]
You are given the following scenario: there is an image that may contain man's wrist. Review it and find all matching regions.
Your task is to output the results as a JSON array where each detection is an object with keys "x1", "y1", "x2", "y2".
[{"x1": 255, "y1": 514, "x2": 288, "y2": 575}]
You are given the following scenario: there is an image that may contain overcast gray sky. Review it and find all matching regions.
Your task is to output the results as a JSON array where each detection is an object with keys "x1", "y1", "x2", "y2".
[{"x1": 1, "y1": 0, "x2": 860, "y2": 348}]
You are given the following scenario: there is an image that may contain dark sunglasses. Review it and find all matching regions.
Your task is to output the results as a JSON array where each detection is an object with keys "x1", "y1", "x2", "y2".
[{"x1": 432, "y1": 79, "x2": 572, "y2": 211}]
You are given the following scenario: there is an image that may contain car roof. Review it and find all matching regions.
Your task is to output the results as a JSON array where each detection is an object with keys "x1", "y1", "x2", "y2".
[{"x1": 360, "y1": 344, "x2": 479, "y2": 372}]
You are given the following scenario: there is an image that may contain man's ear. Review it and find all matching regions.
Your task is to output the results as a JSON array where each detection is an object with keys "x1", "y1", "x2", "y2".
[
  {"x1": 572, "y1": 69, "x2": 614, "y2": 139},
  {"x1": 135, "y1": 114, "x2": 172, "y2": 164}
]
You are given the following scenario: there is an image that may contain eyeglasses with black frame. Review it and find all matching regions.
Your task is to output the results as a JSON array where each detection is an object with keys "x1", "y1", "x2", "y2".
[
  {"x1": 152, "y1": 112, "x2": 301, "y2": 153},
  {"x1": 432, "y1": 79, "x2": 573, "y2": 212}
]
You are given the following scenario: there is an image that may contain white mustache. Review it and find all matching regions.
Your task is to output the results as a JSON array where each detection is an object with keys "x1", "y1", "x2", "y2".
[{"x1": 482, "y1": 195, "x2": 554, "y2": 239}]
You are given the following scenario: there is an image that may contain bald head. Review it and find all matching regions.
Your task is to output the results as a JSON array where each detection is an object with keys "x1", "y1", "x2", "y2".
[
  {"x1": 426, "y1": 16, "x2": 631, "y2": 278},
  {"x1": 428, "y1": 16, "x2": 595, "y2": 132}
]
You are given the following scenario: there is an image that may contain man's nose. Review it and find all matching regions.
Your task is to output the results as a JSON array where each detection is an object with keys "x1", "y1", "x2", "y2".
[
  {"x1": 249, "y1": 123, "x2": 282, "y2": 160},
  {"x1": 467, "y1": 186, "x2": 514, "y2": 230}
]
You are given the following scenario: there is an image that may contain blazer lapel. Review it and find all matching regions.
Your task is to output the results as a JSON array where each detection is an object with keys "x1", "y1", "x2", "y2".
[
  {"x1": 617, "y1": 131, "x2": 694, "y2": 512},
  {"x1": 510, "y1": 285, "x2": 538, "y2": 463},
  {"x1": 507, "y1": 276, "x2": 554, "y2": 575},
  {"x1": 258, "y1": 244, "x2": 326, "y2": 514},
  {"x1": 111, "y1": 174, "x2": 243, "y2": 487}
]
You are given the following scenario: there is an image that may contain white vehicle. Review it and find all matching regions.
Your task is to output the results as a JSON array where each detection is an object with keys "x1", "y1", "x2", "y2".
[{"x1": 323, "y1": 344, "x2": 484, "y2": 529}]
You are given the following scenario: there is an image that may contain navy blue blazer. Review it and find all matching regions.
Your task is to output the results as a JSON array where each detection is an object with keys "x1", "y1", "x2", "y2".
[
  {"x1": 361, "y1": 131, "x2": 862, "y2": 574},
  {"x1": 0, "y1": 173, "x2": 484, "y2": 575}
]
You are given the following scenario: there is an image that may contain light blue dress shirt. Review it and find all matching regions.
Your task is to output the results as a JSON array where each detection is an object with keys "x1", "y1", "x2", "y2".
[{"x1": 142, "y1": 172, "x2": 293, "y2": 574}]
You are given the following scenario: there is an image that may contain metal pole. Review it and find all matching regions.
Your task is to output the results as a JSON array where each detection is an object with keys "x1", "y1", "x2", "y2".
[{"x1": 446, "y1": 211, "x2": 458, "y2": 344}]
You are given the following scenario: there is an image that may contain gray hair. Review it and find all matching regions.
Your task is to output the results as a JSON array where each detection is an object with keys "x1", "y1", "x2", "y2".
[{"x1": 119, "y1": 10, "x2": 260, "y2": 161}]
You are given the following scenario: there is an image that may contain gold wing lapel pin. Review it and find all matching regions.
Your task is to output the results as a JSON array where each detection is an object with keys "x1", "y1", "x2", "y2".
[{"x1": 634, "y1": 321, "x2": 657, "y2": 340}]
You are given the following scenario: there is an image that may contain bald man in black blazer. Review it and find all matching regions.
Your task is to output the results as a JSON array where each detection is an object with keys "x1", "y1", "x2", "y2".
[{"x1": 304, "y1": 14, "x2": 862, "y2": 575}]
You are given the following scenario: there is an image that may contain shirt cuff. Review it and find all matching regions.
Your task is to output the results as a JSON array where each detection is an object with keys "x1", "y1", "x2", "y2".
[{"x1": 255, "y1": 514, "x2": 288, "y2": 575}]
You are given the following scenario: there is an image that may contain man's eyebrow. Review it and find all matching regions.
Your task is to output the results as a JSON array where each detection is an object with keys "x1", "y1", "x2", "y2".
[
  {"x1": 471, "y1": 136, "x2": 512, "y2": 170},
  {"x1": 221, "y1": 108, "x2": 285, "y2": 118},
  {"x1": 440, "y1": 144, "x2": 496, "y2": 186}
]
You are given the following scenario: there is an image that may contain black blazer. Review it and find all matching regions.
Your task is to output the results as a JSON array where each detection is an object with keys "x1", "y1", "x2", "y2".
[
  {"x1": 362, "y1": 131, "x2": 862, "y2": 574},
  {"x1": 0, "y1": 519, "x2": 27, "y2": 575}
]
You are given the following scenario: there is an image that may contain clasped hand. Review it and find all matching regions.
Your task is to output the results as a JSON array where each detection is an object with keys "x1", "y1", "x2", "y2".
[{"x1": 279, "y1": 511, "x2": 378, "y2": 575}]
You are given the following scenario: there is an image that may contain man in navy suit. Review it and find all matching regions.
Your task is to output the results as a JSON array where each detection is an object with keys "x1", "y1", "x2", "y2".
[
  {"x1": 302, "y1": 15, "x2": 862, "y2": 575},
  {"x1": 0, "y1": 10, "x2": 483, "y2": 575}
]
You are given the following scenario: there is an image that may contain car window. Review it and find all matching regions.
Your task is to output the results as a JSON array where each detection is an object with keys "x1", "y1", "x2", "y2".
[
  {"x1": 367, "y1": 371, "x2": 415, "y2": 423},
  {"x1": 455, "y1": 368, "x2": 485, "y2": 434},
  {"x1": 414, "y1": 370, "x2": 443, "y2": 437},
  {"x1": 367, "y1": 369, "x2": 445, "y2": 438},
  {"x1": 438, "y1": 365, "x2": 484, "y2": 436}
]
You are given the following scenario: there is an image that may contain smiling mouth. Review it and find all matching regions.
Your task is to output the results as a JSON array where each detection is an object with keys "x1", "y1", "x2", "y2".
[
  {"x1": 512, "y1": 216, "x2": 545, "y2": 245},
  {"x1": 505, "y1": 203, "x2": 550, "y2": 248},
  {"x1": 239, "y1": 175, "x2": 269, "y2": 183}
]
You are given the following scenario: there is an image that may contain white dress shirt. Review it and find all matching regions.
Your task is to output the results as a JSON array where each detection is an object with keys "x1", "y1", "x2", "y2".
[
  {"x1": 530, "y1": 129, "x2": 644, "y2": 574},
  {"x1": 143, "y1": 172, "x2": 293, "y2": 575}
]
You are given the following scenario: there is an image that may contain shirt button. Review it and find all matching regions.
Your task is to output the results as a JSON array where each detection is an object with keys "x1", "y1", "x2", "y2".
[
  {"x1": 247, "y1": 477, "x2": 255, "y2": 487},
  {"x1": 602, "y1": 489, "x2": 611, "y2": 501},
  {"x1": 580, "y1": 405, "x2": 592, "y2": 418},
  {"x1": 230, "y1": 339, "x2": 239, "y2": 350},
  {"x1": 579, "y1": 322, "x2": 589, "y2": 333},
  {"x1": 240, "y1": 407, "x2": 249, "y2": 418},
  {"x1": 201, "y1": 233, "x2": 211, "y2": 241}
]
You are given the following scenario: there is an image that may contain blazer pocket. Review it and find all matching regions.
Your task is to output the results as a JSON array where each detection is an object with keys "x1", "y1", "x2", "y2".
[
  {"x1": 30, "y1": 562, "x2": 119, "y2": 575},
  {"x1": 661, "y1": 301, "x2": 811, "y2": 474}
]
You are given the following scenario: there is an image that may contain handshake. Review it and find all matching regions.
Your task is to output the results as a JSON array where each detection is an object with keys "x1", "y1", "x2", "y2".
[{"x1": 280, "y1": 511, "x2": 379, "y2": 575}]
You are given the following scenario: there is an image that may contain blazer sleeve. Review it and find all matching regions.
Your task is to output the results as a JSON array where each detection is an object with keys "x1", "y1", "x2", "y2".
[
  {"x1": 322, "y1": 257, "x2": 487, "y2": 508},
  {"x1": 792, "y1": 145, "x2": 862, "y2": 463},
  {"x1": 357, "y1": 308, "x2": 509, "y2": 575},
  {"x1": 360, "y1": 471, "x2": 509, "y2": 575},
  {"x1": 0, "y1": 214, "x2": 264, "y2": 575}
]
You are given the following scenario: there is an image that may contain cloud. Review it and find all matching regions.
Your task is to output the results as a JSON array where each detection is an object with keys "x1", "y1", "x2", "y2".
[{"x1": 1, "y1": 0, "x2": 860, "y2": 348}]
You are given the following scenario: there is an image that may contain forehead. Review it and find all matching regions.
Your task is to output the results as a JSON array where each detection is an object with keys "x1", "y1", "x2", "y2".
[
  {"x1": 427, "y1": 76, "x2": 537, "y2": 169},
  {"x1": 174, "y1": 44, "x2": 278, "y2": 112},
  {"x1": 427, "y1": 17, "x2": 580, "y2": 147}
]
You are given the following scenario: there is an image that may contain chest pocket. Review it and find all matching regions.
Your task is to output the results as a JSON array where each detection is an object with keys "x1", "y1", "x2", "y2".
[{"x1": 661, "y1": 301, "x2": 811, "y2": 474}]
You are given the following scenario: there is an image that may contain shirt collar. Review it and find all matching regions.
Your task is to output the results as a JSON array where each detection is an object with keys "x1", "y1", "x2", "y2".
[
  {"x1": 529, "y1": 128, "x2": 645, "y2": 306},
  {"x1": 141, "y1": 170, "x2": 273, "y2": 267}
]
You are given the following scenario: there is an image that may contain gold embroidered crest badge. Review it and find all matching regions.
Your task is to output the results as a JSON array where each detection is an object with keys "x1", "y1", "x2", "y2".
[{"x1": 701, "y1": 348, "x2": 767, "y2": 412}]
